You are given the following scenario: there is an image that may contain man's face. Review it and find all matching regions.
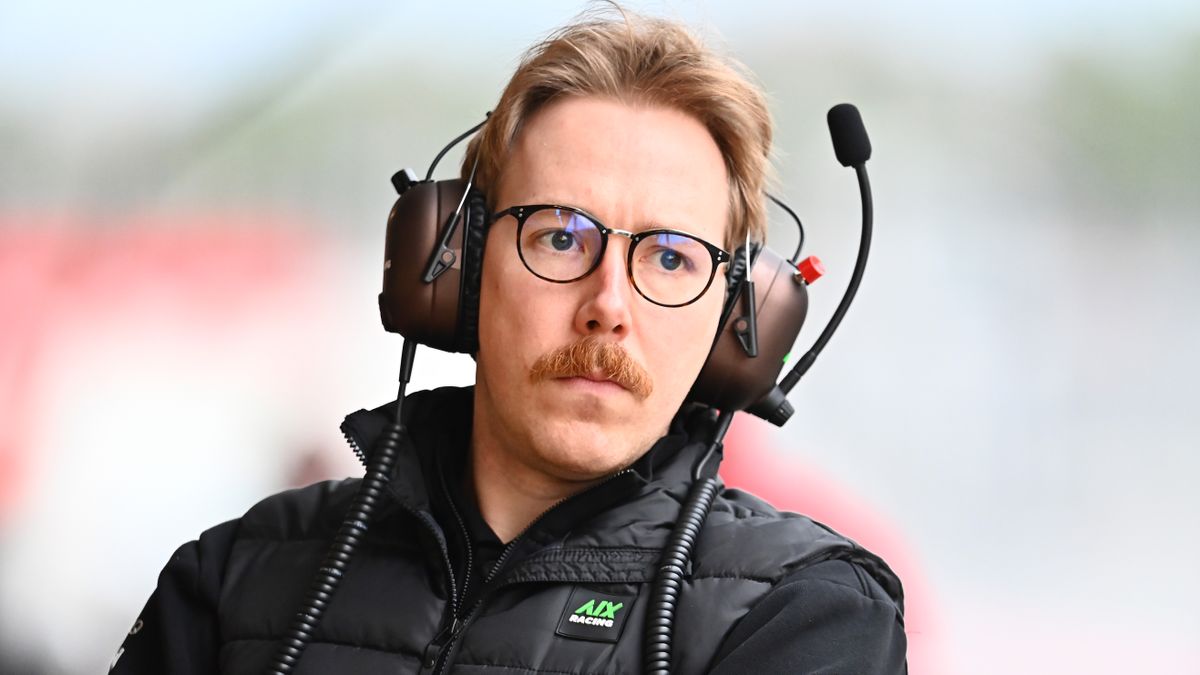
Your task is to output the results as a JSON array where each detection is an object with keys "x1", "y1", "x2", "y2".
[{"x1": 474, "y1": 96, "x2": 729, "y2": 484}]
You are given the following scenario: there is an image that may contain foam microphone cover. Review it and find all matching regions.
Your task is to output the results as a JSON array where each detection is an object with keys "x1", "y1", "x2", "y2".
[{"x1": 827, "y1": 103, "x2": 872, "y2": 167}]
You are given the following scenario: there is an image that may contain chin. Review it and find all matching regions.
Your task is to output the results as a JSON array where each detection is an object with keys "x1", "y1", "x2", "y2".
[{"x1": 527, "y1": 417, "x2": 642, "y2": 481}]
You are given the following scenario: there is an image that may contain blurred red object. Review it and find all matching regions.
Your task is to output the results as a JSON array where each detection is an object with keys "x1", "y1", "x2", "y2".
[{"x1": 0, "y1": 214, "x2": 323, "y2": 523}]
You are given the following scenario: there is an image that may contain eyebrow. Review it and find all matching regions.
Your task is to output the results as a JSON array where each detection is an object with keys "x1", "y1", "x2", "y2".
[{"x1": 516, "y1": 198, "x2": 702, "y2": 238}]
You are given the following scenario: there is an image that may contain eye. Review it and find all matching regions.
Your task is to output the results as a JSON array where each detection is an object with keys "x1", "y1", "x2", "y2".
[
  {"x1": 548, "y1": 229, "x2": 575, "y2": 252},
  {"x1": 640, "y1": 234, "x2": 700, "y2": 274},
  {"x1": 654, "y1": 248, "x2": 685, "y2": 271},
  {"x1": 530, "y1": 227, "x2": 586, "y2": 255},
  {"x1": 525, "y1": 209, "x2": 596, "y2": 256}
]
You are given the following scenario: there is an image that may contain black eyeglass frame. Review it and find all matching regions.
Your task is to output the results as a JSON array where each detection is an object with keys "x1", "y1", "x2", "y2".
[{"x1": 491, "y1": 203, "x2": 732, "y2": 308}]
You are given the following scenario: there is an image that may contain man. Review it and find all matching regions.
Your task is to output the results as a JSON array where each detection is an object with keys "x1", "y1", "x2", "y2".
[{"x1": 113, "y1": 8, "x2": 906, "y2": 674}]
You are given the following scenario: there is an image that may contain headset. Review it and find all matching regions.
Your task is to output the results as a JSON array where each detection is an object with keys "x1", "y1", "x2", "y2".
[
  {"x1": 379, "y1": 145, "x2": 810, "y2": 423},
  {"x1": 267, "y1": 104, "x2": 874, "y2": 675}
]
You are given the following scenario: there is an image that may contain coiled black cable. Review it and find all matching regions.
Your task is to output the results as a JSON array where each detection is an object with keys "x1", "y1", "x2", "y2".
[
  {"x1": 644, "y1": 410, "x2": 733, "y2": 675},
  {"x1": 643, "y1": 477, "x2": 719, "y2": 674},
  {"x1": 265, "y1": 340, "x2": 417, "y2": 675}
]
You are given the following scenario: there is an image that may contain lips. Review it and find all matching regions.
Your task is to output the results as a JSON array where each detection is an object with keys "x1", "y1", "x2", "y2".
[
  {"x1": 564, "y1": 372, "x2": 626, "y2": 390},
  {"x1": 577, "y1": 371, "x2": 619, "y2": 386}
]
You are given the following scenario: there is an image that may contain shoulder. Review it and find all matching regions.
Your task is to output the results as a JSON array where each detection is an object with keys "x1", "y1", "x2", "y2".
[
  {"x1": 698, "y1": 485, "x2": 857, "y2": 577},
  {"x1": 235, "y1": 478, "x2": 362, "y2": 540},
  {"x1": 696, "y1": 485, "x2": 904, "y2": 608},
  {"x1": 156, "y1": 479, "x2": 362, "y2": 582},
  {"x1": 694, "y1": 488, "x2": 908, "y2": 673}
]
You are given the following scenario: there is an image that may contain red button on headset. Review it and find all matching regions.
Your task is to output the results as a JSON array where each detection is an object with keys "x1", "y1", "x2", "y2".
[{"x1": 796, "y1": 255, "x2": 825, "y2": 284}]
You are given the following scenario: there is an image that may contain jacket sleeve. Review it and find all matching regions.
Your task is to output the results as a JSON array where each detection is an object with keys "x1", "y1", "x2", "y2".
[
  {"x1": 110, "y1": 519, "x2": 239, "y2": 674},
  {"x1": 706, "y1": 559, "x2": 907, "y2": 675}
]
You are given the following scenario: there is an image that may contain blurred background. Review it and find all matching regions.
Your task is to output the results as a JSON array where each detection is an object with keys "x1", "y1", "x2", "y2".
[{"x1": 2, "y1": 0, "x2": 1198, "y2": 672}]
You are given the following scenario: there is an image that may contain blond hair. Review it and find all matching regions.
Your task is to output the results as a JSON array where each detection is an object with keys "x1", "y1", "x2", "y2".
[{"x1": 462, "y1": 6, "x2": 772, "y2": 249}]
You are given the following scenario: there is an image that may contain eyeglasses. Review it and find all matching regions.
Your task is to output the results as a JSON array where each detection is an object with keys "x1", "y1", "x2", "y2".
[{"x1": 491, "y1": 204, "x2": 731, "y2": 308}]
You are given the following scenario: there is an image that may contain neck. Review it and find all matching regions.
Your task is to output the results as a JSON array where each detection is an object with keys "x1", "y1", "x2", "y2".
[{"x1": 470, "y1": 391, "x2": 603, "y2": 543}]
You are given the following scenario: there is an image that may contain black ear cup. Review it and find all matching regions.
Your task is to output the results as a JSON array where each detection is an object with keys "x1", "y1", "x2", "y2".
[
  {"x1": 456, "y1": 188, "x2": 488, "y2": 353},
  {"x1": 689, "y1": 247, "x2": 809, "y2": 411},
  {"x1": 720, "y1": 243, "x2": 752, "y2": 320},
  {"x1": 379, "y1": 179, "x2": 488, "y2": 354}
]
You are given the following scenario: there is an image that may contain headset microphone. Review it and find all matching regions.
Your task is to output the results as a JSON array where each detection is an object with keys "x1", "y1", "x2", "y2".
[
  {"x1": 744, "y1": 103, "x2": 875, "y2": 425},
  {"x1": 827, "y1": 103, "x2": 873, "y2": 166},
  {"x1": 693, "y1": 103, "x2": 875, "y2": 426}
]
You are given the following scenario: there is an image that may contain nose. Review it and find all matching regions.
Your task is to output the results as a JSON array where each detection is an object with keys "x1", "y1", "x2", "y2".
[{"x1": 573, "y1": 236, "x2": 635, "y2": 337}]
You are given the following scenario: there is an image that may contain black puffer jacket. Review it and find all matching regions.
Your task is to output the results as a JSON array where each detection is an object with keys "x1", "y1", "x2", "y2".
[{"x1": 113, "y1": 387, "x2": 906, "y2": 674}]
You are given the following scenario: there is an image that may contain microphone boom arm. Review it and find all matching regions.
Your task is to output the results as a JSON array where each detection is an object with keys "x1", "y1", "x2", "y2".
[{"x1": 779, "y1": 164, "x2": 872, "y2": 395}]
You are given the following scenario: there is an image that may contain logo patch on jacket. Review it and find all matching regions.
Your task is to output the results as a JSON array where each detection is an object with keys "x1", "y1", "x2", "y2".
[{"x1": 555, "y1": 586, "x2": 636, "y2": 643}]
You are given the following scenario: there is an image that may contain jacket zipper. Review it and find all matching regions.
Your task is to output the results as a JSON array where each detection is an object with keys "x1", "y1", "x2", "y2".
[
  {"x1": 428, "y1": 469, "x2": 636, "y2": 675},
  {"x1": 342, "y1": 430, "x2": 466, "y2": 675},
  {"x1": 422, "y1": 456, "x2": 476, "y2": 673},
  {"x1": 343, "y1": 428, "x2": 368, "y2": 467},
  {"x1": 435, "y1": 455, "x2": 475, "y2": 611}
]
